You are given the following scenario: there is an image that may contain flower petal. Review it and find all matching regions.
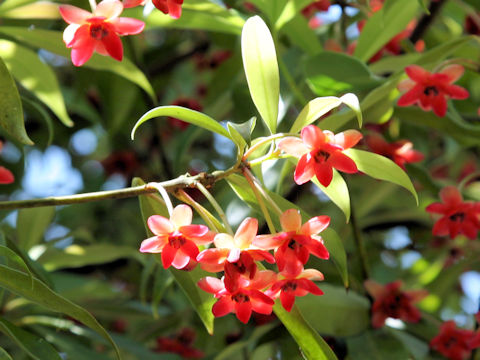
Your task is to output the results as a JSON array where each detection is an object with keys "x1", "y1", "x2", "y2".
[
  {"x1": 198, "y1": 276, "x2": 224, "y2": 294},
  {"x1": 294, "y1": 153, "x2": 315, "y2": 185},
  {"x1": 364, "y1": 279, "x2": 385, "y2": 299},
  {"x1": 101, "y1": 30, "x2": 124, "y2": 61},
  {"x1": 111, "y1": 17, "x2": 145, "y2": 35},
  {"x1": 63, "y1": 24, "x2": 81, "y2": 45},
  {"x1": 440, "y1": 186, "x2": 463, "y2": 205},
  {"x1": 214, "y1": 233, "x2": 235, "y2": 249},
  {"x1": 313, "y1": 161, "x2": 333, "y2": 187},
  {"x1": 280, "y1": 291, "x2": 296, "y2": 312},
  {"x1": 405, "y1": 65, "x2": 430, "y2": 82},
  {"x1": 234, "y1": 217, "x2": 258, "y2": 249},
  {"x1": 334, "y1": 130, "x2": 363, "y2": 149},
  {"x1": 301, "y1": 125, "x2": 324, "y2": 149},
  {"x1": 280, "y1": 209, "x2": 302, "y2": 232},
  {"x1": 431, "y1": 94, "x2": 447, "y2": 117},
  {"x1": 212, "y1": 297, "x2": 234, "y2": 317},
  {"x1": 445, "y1": 84, "x2": 469, "y2": 100},
  {"x1": 161, "y1": 244, "x2": 177, "y2": 268},
  {"x1": 139, "y1": 235, "x2": 167, "y2": 253},
  {"x1": 278, "y1": 137, "x2": 309, "y2": 157},
  {"x1": 170, "y1": 204, "x2": 192, "y2": 228},
  {"x1": 253, "y1": 234, "x2": 284, "y2": 250},
  {"x1": 171, "y1": 252, "x2": 190, "y2": 269},
  {"x1": 59, "y1": 5, "x2": 92, "y2": 24},
  {"x1": 179, "y1": 224, "x2": 209, "y2": 238},
  {"x1": 329, "y1": 151, "x2": 358, "y2": 173},
  {"x1": 299, "y1": 268, "x2": 324, "y2": 281},
  {"x1": 235, "y1": 300, "x2": 252, "y2": 323},
  {"x1": 94, "y1": 0, "x2": 124, "y2": 19},
  {"x1": 300, "y1": 215, "x2": 330, "y2": 235},
  {"x1": 148, "y1": 215, "x2": 174, "y2": 235},
  {"x1": 440, "y1": 64, "x2": 464, "y2": 83},
  {"x1": 0, "y1": 167, "x2": 14, "y2": 184}
]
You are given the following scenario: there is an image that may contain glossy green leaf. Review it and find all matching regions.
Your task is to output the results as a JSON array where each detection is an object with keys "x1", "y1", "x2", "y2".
[
  {"x1": 0, "y1": 1, "x2": 60, "y2": 19},
  {"x1": 242, "y1": 16, "x2": 280, "y2": 133},
  {"x1": 322, "y1": 229, "x2": 348, "y2": 288},
  {"x1": 228, "y1": 117, "x2": 256, "y2": 147},
  {"x1": 344, "y1": 149, "x2": 418, "y2": 204},
  {"x1": 0, "y1": 347, "x2": 12, "y2": 360},
  {"x1": 131, "y1": 106, "x2": 231, "y2": 141},
  {"x1": 275, "y1": 0, "x2": 314, "y2": 29},
  {"x1": 0, "y1": 54, "x2": 33, "y2": 145},
  {"x1": 135, "y1": 178, "x2": 215, "y2": 334},
  {"x1": 0, "y1": 27, "x2": 155, "y2": 101},
  {"x1": 0, "y1": 265, "x2": 121, "y2": 359},
  {"x1": 290, "y1": 97, "x2": 342, "y2": 133},
  {"x1": 135, "y1": 0, "x2": 245, "y2": 34},
  {"x1": 296, "y1": 284, "x2": 370, "y2": 336},
  {"x1": 0, "y1": 40, "x2": 73, "y2": 126},
  {"x1": 354, "y1": 0, "x2": 419, "y2": 62},
  {"x1": 311, "y1": 170, "x2": 351, "y2": 222},
  {"x1": 0, "y1": 317, "x2": 61, "y2": 360},
  {"x1": 17, "y1": 206, "x2": 55, "y2": 250},
  {"x1": 304, "y1": 52, "x2": 382, "y2": 96},
  {"x1": 0, "y1": 244, "x2": 33, "y2": 286}
]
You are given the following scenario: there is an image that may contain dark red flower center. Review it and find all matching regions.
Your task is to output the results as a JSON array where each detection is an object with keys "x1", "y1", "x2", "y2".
[
  {"x1": 282, "y1": 281, "x2": 298, "y2": 292},
  {"x1": 424, "y1": 86, "x2": 439, "y2": 96},
  {"x1": 288, "y1": 239, "x2": 300, "y2": 250},
  {"x1": 449, "y1": 212, "x2": 465, "y2": 222},
  {"x1": 232, "y1": 293, "x2": 250, "y2": 303},
  {"x1": 383, "y1": 293, "x2": 408, "y2": 317},
  {"x1": 168, "y1": 234, "x2": 186, "y2": 249},
  {"x1": 313, "y1": 150, "x2": 331, "y2": 163},
  {"x1": 444, "y1": 336, "x2": 458, "y2": 349},
  {"x1": 90, "y1": 24, "x2": 109, "y2": 40}
]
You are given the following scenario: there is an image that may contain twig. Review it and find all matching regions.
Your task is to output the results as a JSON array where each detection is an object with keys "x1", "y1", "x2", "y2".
[{"x1": 409, "y1": 0, "x2": 447, "y2": 44}]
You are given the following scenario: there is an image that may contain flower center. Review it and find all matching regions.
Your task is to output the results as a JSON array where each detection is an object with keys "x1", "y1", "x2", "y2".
[
  {"x1": 90, "y1": 24, "x2": 109, "y2": 40},
  {"x1": 232, "y1": 293, "x2": 250, "y2": 303},
  {"x1": 449, "y1": 212, "x2": 465, "y2": 222},
  {"x1": 314, "y1": 150, "x2": 330, "y2": 163},
  {"x1": 168, "y1": 234, "x2": 186, "y2": 249},
  {"x1": 444, "y1": 336, "x2": 458, "y2": 349},
  {"x1": 288, "y1": 239, "x2": 300, "y2": 250},
  {"x1": 423, "y1": 86, "x2": 439, "y2": 96},
  {"x1": 282, "y1": 281, "x2": 298, "y2": 292}
]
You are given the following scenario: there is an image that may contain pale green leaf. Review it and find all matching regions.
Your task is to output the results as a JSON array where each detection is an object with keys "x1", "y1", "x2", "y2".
[
  {"x1": 242, "y1": 16, "x2": 280, "y2": 133},
  {"x1": 17, "y1": 206, "x2": 55, "y2": 250},
  {"x1": 0, "y1": 1, "x2": 60, "y2": 19},
  {"x1": 311, "y1": 169, "x2": 351, "y2": 222},
  {"x1": 322, "y1": 229, "x2": 348, "y2": 288}
]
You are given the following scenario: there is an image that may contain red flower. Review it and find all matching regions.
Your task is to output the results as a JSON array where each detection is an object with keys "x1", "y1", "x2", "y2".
[
  {"x1": 168, "y1": 98, "x2": 202, "y2": 130},
  {"x1": 155, "y1": 328, "x2": 204, "y2": 359},
  {"x1": 301, "y1": 0, "x2": 331, "y2": 18},
  {"x1": 278, "y1": 125, "x2": 362, "y2": 187},
  {"x1": 122, "y1": 0, "x2": 145, "y2": 7},
  {"x1": 364, "y1": 280, "x2": 427, "y2": 328},
  {"x1": 430, "y1": 321, "x2": 479, "y2": 360},
  {"x1": 365, "y1": 133, "x2": 424, "y2": 170},
  {"x1": 139, "y1": 205, "x2": 214, "y2": 269},
  {"x1": 59, "y1": 0, "x2": 145, "y2": 66},
  {"x1": 254, "y1": 209, "x2": 330, "y2": 277},
  {"x1": 426, "y1": 186, "x2": 480, "y2": 240},
  {"x1": 152, "y1": 0, "x2": 184, "y2": 19},
  {"x1": 0, "y1": 167, "x2": 14, "y2": 184},
  {"x1": 198, "y1": 271, "x2": 276, "y2": 324},
  {"x1": 397, "y1": 65, "x2": 469, "y2": 117},
  {"x1": 266, "y1": 269, "x2": 324, "y2": 312}
]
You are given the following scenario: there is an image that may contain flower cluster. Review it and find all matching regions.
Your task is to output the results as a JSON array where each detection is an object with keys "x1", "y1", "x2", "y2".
[
  {"x1": 364, "y1": 280, "x2": 427, "y2": 328},
  {"x1": 426, "y1": 186, "x2": 480, "y2": 240},
  {"x1": 430, "y1": 320, "x2": 480, "y2": 360},
  {"x1": 140, "y1": 206, "x2": 330, "y2": 323}
]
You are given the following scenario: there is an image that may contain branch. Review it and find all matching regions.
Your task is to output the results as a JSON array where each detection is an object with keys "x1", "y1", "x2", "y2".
[
  {"x1": 0, "y1": 166, "x2": 241, "y2": 210},
  {"x1": 409, "y1": 0, "x2": 447, "y2": 44}
]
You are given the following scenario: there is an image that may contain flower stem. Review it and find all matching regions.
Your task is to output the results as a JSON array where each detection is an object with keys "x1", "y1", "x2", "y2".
[
  {"x1": 195, "y1": 182, "x2": 233, "y2": 235},
  {"x1": 350, "y1": 189, "x2": 370, "y2": 281},
  {"x1": 88, "y1": 0, "x2": 97, "y2": 12},
  {"x1": 243, "y1": 168, "x2": 277, "y2": 234},
  {"x1": 242, "y1": 133, "x2": 294, "y2": 160},
  {"x1": 176, "y1": 189, "x2": 222, "y2": 233},
  {"x1": 149, "y1": 183, "x2": 174, "y2": 216},
  {"x1": 245, "y1": 169, "x2": 283, "y2": 217}
]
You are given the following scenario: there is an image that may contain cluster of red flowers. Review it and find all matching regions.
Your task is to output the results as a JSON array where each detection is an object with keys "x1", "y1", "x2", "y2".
[
  {"x1": 426, "y1": 186, "x2": 480, "y2": 240},
  {"x1": 140, "y1": 205, "x2": 329, "y2": 323},
  {"x1": 59, "y1": 0, "x2": 184, "y2": 66},
  {"x1": 155, "y1": 327, "x2": 204, "y2": 359},
  {"x1": 430, "y1": 318, "x2": 480, "y2": 360}
]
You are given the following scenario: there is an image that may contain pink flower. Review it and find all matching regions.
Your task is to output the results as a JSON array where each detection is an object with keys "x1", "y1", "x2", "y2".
[
  {"x1": 266, "y1": 269, "x2": 324, "y2": 312},
  {"x1": 139, "y1": 205, "x2": 214, "y2": 269},
  {"x1": 59, "y1": 0, "x2": 145, "y2": 66},
  {"x1": 198, "y1": 271, "x2": 276, "y2": 324},
  {"x1": 278, "y1": 125, "x2": 362, "y2": 187},
  {"x1": 425, "y1": 186, "x2": 480, "y2": 240},
  {"x1": 254, "y1": 209, "x2": 330, "y2": 277},
  {"x1": 397, "y1": 65, "x2": 469, "y2": 117},
  {"x1": 152, "y1": 0, "x2": 184, "y2": 19},
  {"x1": 364, "y1": 280, "x2": 428, "y2": 328}
]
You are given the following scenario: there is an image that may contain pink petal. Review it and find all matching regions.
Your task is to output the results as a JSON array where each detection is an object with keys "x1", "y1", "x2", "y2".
[
  {"x1": 313, "y1": 162, "x2": 333, "y2": 187},
  {"x1": 198, "y1": 276, "x2": 224, "y2": 294},
  {"x1": 334, "y1": 130, "x2": 363, "y2": 149},
  {"x1": 94, "y1": 0, "x2": 123, "y2": 19},
  {"x1": 63, "y1": 24, "x2": 80, "y2": 45},
  {"x1": 397, "y1": 78, "x2": 415, "y2": 92},
  {"x1": 440, "y1": 186, "x2": 463, "y2": 205},
  {"x1": 139, "y1": 235, "x2": 167, "y2": 253},
  {"x1": 161, "y1": 244, "x2": 177, "y2": 268},
  {"x1": 71, "y1": 41, "x2": 95, "y2": 66},
  {"x1": 250, "y1": 270, "x2": 277, "y2": 290},
  {"x1": 234, "y1": 217, "x2": 258, "y2": 249},
  {"x1": 59, "y1": 5, "x2": 92, "y2": 24},
  {"x1": 405, "y1": 65, "x2": 430, "y2": 82},
  {"x1": 329, "y1": 151, "x2": 358, "y2": 173},
  {"x1": 197, "y1": 248, "x2": 229, "y2": 265},
  {"x1": 299, "y1": 268, "x2": 324, "y2": 281},
  {"x1": 212, "y1": 297, "x2": 235, "y2": 317},
  {"x1": 148, "y1": 215, "x2": 174, "y2": 236},
  {"x1": 0, "y1": 167, "x2": 14, "y2": 184},
  {"x1": 253, "y1": 234, "x2": 284, "y2": 250},
  {"x1": 170, "y1": 204, "x2": 192, "y2": 228},
  {"x1": 214, "y1": 233, "x2": 235, "y2": 249},
  {"x1": 112, "y1": 17, "x2": 145, "y2": 35},
  {"x1": 301, "y1": 125, "x2": 324, "y2": 149},
  {"x1": 171, "y1": 252, "x2": 190, "y2": 269},
  {"x1": 278, "y1": 137, "x2": 309, "y2": 157},
  {"x1": 440, "y1": 64, "x2": 464, "y2": 83},
  {"x1": 300, "y1": 215, "x2": 330, "y2": 235},
  {"x1": 294, "y1": 153, "x2": 315, "y2": 185},
  {"x1": 179, "y1": 224, "x2": 208, "y2": 238},
  {"x1": 280, "y1": 209, "x2": 302, "y2": 232},
  {"x1": 123, "y1": 0, "x2": 145, "y2": 8}
]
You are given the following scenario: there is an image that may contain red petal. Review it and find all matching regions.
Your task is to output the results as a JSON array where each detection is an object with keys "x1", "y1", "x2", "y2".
[
  {"x1": 334, "y1": 130, "x2": 363, "y2": 149},
  {"x1": 314, "y1": 162, "x2": 333, "y2": 187},
  {"x1": 161, "y1": 245, "x2": 177, "y2": 268},
  {"x1": 0, "y1": 167, "x2": 14, "y2": 184},
  {"x1": 235, "y1": 301, "x2": 252, "y2": 324},
  {"x1": 294, "y1": 153, "x2": 315, "y2": 185},
  {"x1": 179, "y1": 224, "x2": 208, "y2": 238},
  {"x1": 101, "y1": 30, "x2": 123, "y2": 61},
  {"x1": 112, "y1": 17, "x2": 145, "y2": 35},
  {"x1": 59, "y1": 5, "x2": 91, "y2": 24},
  {"x1": 445, "y1": 84, "x2": 469, "y2": 100},
  {"x1": 440, "y1": 64, "x2": 464, "y2": 83},
  {"x1": 305, "y1": 238, "x2": 329, "y2": 260},
  {"x1": 440, "y1": 186, "x2": 463, "y2": 205},
  {"x1": 212, "y1": 297, "x2": 235, "y2": 317},
  {"x1": 425, "y1": 202, "x2": 449, "y2": 214},
  {"x1": 366, "y1": 133, "x2": 389, "y2": 154},
  {"x1": 432, "y1": 217, "x2": 450, "y2": 237},
  {"x1": 181, "y1": 240, "x2": 199, "y2": 259},
  {"x1": 198, "y1": 277, "x2": 224, "y2": 294},
  {"x1": 167, "y1": 0, "x2": 183, "y2": 18},
  {"x1": 70, "y1": 31, "x2": 96, "y2": 66},
  {"x1": 300, "y1": 215, "x2": 330, "y2": 235},
  {"x1": 152, "y1": 0, "x2": 169, "y2": 13},
  {"x1": 329, "y1": 151, "x2": 357, "y2": 173},
  {"x1": 405, "y1": 65, "x2": 430, "y2": 82},
  {"x1": 280, "y1": 291, "x2": 296, "y2": 312},
  {"x1": 397, "y1": 87, "x2": 422, "y2": 107},
  {"x1": 301, "y1": 125, "x2": 324, "y2": 149},
  {"x1": 298, "y1": 278, "x2": 324, "y2": 295},
  {"x1": 431, "y1": 95, "x2": 447, "y2": 117},
  {"x1": 139, "y1": 235, "x2": 167, "y2": 253}
]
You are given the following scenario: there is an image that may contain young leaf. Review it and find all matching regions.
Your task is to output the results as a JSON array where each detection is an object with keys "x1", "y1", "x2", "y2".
[
  {"x1": 311, "y1": 170, "x2": 351, "y2": 222},
  {"x1": 0, "y1": 317, "x2": 61, "y2": 360},
  {"x1": 343, "y1": 149, "x2": 418, "y2": 204},
  {"x1": 0, "y1": 265, "x2": 121, "y2": 359},
  {"x1": 131, "y1": 106, "x2": 231, "y2": 141},
  {"x1": 0, "y1": 55, "x2": 33, "y2": 145},
  {"x1": 242, "y1": 16, "x2": 280, "y2": 133},
  {"x1": 228, "y1": 117, "x2": 256, "y2": 147}
]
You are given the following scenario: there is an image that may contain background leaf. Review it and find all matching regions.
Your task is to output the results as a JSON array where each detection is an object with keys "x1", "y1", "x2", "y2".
[{"x1": 17, "y1": 206, "x2": 55, "y2": 250}]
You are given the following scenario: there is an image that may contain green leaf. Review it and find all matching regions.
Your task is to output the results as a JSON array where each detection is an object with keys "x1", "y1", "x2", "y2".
[
  {"x1": 0, "y1": 244, "x2": 33, "y2": 286},
  {"x1": 281, "y1": 15, "x2": 322, "y2": 55},
  {"x1": 0, "y1": 27, "x2": 155, "y2": 101},
  {"x1": 304, "y1": 52, "x2": 382, "y2": 96},
  {"x1": 354, "y1": 0, "x2": 419, "y2": 62},
  {"x1": 311, "y1": 169, "x2": 351, "y2": 222},
  {"x1": 343, "y1": 149, "x2": 418, "y2": 204},
  {"x1": 0, "y1": 265, "x2": 121, "y2": 359},
  {"x1": 17, "y1": 206, "x2": 55, "y2": 250},
  {"x1": 134, "y1": 0, "x2": 245, "y2": 34},
  {"x1": 347, "y1": 329, "x2": 411, "y2": 360},
  {"x1": 135, "y1": 178, "x2": 215, "y2": 334},
  {"x1": 0, "y1": 1, "x2": 60, "y2": 19},
  {"x1": 0, "y1": 40, "x2": 73, "y2": 127},
  {"x1": 37, "y1": 244, "x2": 144, "y2": 271},
  {"x1": 322, "y1": 229, "x2": 348, "y2": 288},
  {"x1": 296, "y1": 284, "x2": 370, "y2": 336},
  {"x1": 21, "y1": 97, "x2": 54, "y2": 147},
  {"x1": 131, "y1": 106, "x2": 231, "y2": 141},
  {"x1": 0, "y1": 317, "x2": 61, "y2": 360},
  {"x1": 228, "y1": 117, "x2": 256, "y2": 147},
  {"x1": 0, "y1": 347, "x2": 12, "y2": 360},
  {"x1": 274, "y1": 0, "x2": 314, "y2": 30},
  {"x1": 0, "y1": 54, "x2": 33, "y2": 145},
  {"x1": 242, "y1": 16, "x2": 280, "y2": 133},
  {"x1": 290, "y1": 93, "x2": 362, "y2": 133}
]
